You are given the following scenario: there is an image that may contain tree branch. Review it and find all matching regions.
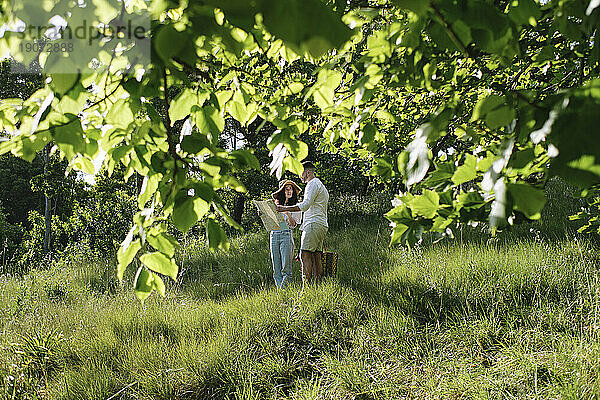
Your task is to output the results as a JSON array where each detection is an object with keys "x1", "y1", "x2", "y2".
[
  {"x1": 162, "y1": 67, "x2": 178, "y2": 159},
  {"x1": 83, "y1": 74, "x2": 126, "y2": 111},
  {"x1": 430, "y1": 3, "x2": 471, "y2": 58}
]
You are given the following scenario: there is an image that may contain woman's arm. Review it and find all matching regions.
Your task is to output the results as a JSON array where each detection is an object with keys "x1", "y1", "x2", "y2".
[
  {"x1": 285, "y1": 211, "x2": 297, "y2": 228},
  {"x1": 292, "y1": 211, "x2": 302, "y2": 226}
]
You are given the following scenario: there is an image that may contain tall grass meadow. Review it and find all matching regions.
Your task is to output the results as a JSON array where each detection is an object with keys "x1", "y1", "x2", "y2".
[{"x1": 1, "y1": 179, "x2": 599, "y2": 399}]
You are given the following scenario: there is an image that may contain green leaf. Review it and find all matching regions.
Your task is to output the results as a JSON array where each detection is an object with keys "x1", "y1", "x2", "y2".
[
  {"x1": 191, "y1": 105, "x2": 225, "y2": 144},
  {"x1": 427, "y1": 22, "x2": 460, "y2": 52},
  {"x1": 140, "y1": 252, "x2": 178, "y2": 280},
  {"x1": 172, "y1": 197, "x2": 196, "y2": 233},
  {"x1": 359, "y1": 124, "x2": 377, "y2": 145},
  {"x1": 472, "y1": 95, "x2": 514, "y2": 129},
  {"x1": 228, "y1": 101, "x2": 249, "y2": 125},
  {"x1": 106, "y1": 99, "x2": 134, "y2": 130},
  {"x1": 477, "y1": 152, "x2": 496, "y2": 172},
  {"x1": 313, "y1": 85, "x2": 334, "y2": 109},
  {"x1": 215, "y1": 90, "x2": 234, "y2": 111},
  {"x1": 552, "y1": 156, "x2": 600, "y2": 187},
  {"x1": 367, "y1": 30, "x2": 392, "y2": 58},
  {"x1": 229, "y1": 149, "x2": 260, "y2": 170},
  {"x1": 409, "y1": 189, "x2": 440, "y2": 219},
  {"x1": 152, "y1": 273, "x2": 166, "y2": 297},
  {"x1": 147, "y1": 233, "x2": 177, "y2": 258},
  {"x1": 0, "y1": 139, "x2": 11, "y2": 156},
  {"x1": 507, "y1": 183, "x2": 546, "y2": 219},
  {"x1": 457, "y1": 191, "x2": 485, "y2": 210},
  {"x1": 385, "y1": 203, "x2": 412, "y2": 223},
  {"x1": 285, "y1": 82, "x2": 304, "y2": 95},
  {"x1": 390, "y1": 223, "x2": 409, "y2": 244},
  {"x1": 133, "y1": 267, "x2": 166, "y2": 299},
  {"x1": 192, "y1": 181, "x2": 215, "y2": 203},
  {"x1": 172, "y1": 195, "x2": 209, "y2": 233},
  {"x1": 508, "y1": 0, "x2": 541, "y2": 27},
  {"x1": 547, "y1": 98, "x2": 600, "y2": 187},
  {"x1": 390, "y1": 219, "x2": 424, "y2": 248},
  {"x1": 282, "y1": 155, "x2": 304, "y2": 176},
  {"x1": 138, "y1": 174, "x2": 161, "y2": 208},
  {"x1": 209, "y1": 0, "x2": 352, "y2": 57},
  {"x1": 259, "y1": 0, "x2": 353, "y2": 57},
  {"x1": 181, "y1": 132, "x2": 213, "y2": 154},
  {"x1": 53, "y1": 118, "x2": 86, "y2": 153},
  {"x1": 71, "y1": 156, "x2": 95, "y2": 175},
  {"x1": 206, "y1": 218, "x2": 230, "y2": 251},
  {"x1": 169, "y1": 88, "x2": 208, "y2": 124},
  {"x1": 424, "y1": 162, "x2": 455, "y2": 187},
  {"x1": 432, "y1": 216, "x2": 452, "y2": 231},
  {"x1": 134, "y1": 266, "x2": 153, "y2": 301},
  {"x1": 451, "y1": 20, "x2": 472, "y2": 45},
  {"x1": 452, "y1": 154, "x2": 478, "y2": 185},
  {"x1": 154, "y1": 24, "x2": 197, "y2": 64},
  {"x1": 318, "y1": 69, "x2": 343, "y2": 90},
  {"x1": 509, "y1": 148, "x2": 535, "y2": 169},
  {"x1": 391, "y1": 0, "x2": 429, "y2": 14},
  {"x1": 117, "y1": 239, "x2": 141, "y2": 281},
  {"x1": 285, "y1": 139, "x2": 309, "y2": 160},
  {"x1": 369, "y1": 157, "x2": 394, "y2": 181},
  {"x1": 486, "y1": 106, "x2": 515, "y2": 130},
  {"x1": 472, "y1": 95, "x2": 504, "y2": 120},
  {"x1": 289, "y1": 118, "x2": 309, "y2": 135},
  {"x1": 50, "y1": 73, "x2": 81, "y2": 95},
  {"x1": 193, "y1": 197, "x2": 210, "y2": 220}
]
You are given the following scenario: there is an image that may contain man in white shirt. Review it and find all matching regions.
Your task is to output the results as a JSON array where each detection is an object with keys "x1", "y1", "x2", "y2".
[{"x1": 277, "y1": 161, "x2": 329, "y2": 284}]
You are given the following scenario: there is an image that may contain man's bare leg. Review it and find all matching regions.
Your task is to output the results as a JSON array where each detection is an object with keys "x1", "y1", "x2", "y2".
[
  {"x1": 313, "y1": 251, "x2": 323, "y2": 284},
  {"x1": 300, "y1": 250, "x2": 313, "y2": 285}
]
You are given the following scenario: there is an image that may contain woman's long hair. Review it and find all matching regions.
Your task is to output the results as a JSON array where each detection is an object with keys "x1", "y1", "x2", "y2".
[{"x1": 275, "y1": 187, "x2": 298, "y2": 206}]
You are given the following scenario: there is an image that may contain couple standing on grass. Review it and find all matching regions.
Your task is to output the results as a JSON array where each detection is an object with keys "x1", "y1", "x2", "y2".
[{"x1": 266, "y1": 161, "x2": 329, "y2": 289}]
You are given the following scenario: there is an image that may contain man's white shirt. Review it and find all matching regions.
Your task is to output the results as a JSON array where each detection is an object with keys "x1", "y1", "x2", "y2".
[{"x1": 297, "y1": 177, "x2": 329, "y2": 230}]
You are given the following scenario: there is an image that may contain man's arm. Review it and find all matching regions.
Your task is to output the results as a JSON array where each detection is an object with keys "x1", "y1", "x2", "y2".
[
  {"x1": 281, "y1": 180, "x2": 316, "y2": 213},
  {"x1": 277, "y1": 205, "x2": 300, "y2": 212}
]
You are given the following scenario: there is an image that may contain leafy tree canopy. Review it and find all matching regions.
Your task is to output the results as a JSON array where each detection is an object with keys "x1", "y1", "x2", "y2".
[{"x1": 1, "y1": 0, "x2": 599, "y2": 298}]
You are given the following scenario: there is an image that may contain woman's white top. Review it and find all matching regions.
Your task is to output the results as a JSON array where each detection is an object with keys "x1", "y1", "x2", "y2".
[{"x1": 281, "y1": 210, "x2": 302, "y2": 230}]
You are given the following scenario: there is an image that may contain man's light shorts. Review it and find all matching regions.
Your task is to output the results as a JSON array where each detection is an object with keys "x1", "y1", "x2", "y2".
[{"x1": 300, "y1": 223, "x2": 328, "y2": 252}]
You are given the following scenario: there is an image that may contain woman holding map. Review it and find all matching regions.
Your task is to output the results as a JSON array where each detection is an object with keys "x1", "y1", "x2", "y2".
[{"x1": 268, "y1": 180, "x2": 303, "y2": 289}]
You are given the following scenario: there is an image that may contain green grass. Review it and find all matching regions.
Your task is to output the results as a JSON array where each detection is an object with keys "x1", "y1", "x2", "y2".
[{"x1": 2, "y1": 182, "x2": 600, "y2": 399}]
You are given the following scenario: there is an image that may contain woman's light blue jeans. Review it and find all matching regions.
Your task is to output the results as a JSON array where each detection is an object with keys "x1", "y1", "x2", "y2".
[{"x1": 270, "y1": 229, "x2": 293, "y2": 288}]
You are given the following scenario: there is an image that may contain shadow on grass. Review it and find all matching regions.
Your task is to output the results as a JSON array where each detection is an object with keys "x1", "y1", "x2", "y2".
[
  {"x1": 336, "y1": 270, "x2": 582, "y2": 330},
  {"x1": 333, "y1": 225, "x2": 594, "y2": 338}
]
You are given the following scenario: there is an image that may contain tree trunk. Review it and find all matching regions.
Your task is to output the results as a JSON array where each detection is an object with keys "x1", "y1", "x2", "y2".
[
  {"x1": 43, "y1": 144, "x2": 51, "y2": 253},
  {"x1": 361, "y1": 176, "x2": 370, "y2": 196},
  {"x1": 232, "y1": 193, "x2": 245, "y2": 224}
]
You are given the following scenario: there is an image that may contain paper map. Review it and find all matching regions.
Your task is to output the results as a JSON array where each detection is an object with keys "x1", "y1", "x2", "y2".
[{"x1": 253, "y1": 200, "x2": 287, "y2": 231}]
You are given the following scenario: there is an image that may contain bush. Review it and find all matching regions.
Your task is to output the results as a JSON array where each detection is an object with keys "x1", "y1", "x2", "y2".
[{"x1": 15, "y1": 179, "x2": 137, "y2": 269}]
